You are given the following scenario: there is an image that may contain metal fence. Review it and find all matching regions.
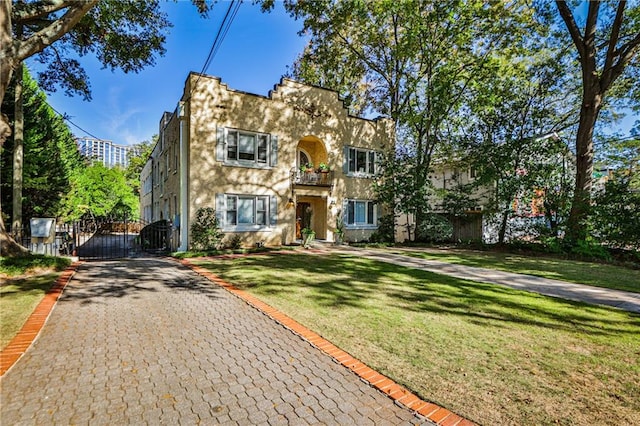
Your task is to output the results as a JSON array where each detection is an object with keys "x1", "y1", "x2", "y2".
[{"x1": 6, "y1": 217, "x2": 179, "y2": 260}]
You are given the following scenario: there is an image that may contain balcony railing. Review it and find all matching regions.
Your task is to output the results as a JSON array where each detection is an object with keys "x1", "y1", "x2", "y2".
[{"x1": 292, "y1": 169, "x2": 334, "y2": 187}]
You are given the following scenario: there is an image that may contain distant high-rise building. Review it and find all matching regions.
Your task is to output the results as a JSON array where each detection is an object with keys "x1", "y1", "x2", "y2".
[{"x1": 75, "y1": 137, "x2": 136, "y2": 168}]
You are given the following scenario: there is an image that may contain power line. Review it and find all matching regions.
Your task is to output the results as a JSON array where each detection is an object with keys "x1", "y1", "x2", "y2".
[
  {"x1": 50, "y1": 2, "x2": 243, "y2": 141},
  {"x1": 190, "y1": 0, "x2": 242, "y2": 95},
  {"x1": 49, "y1": 104, "x2": 109, "y2": 142}
]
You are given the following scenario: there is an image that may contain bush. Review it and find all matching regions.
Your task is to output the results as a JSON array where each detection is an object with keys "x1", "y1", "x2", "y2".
[
  {"x1": 415, "y1": 213, "x2": 453, "y2": 242},
  {"x1": 226, "y1": 234, "x2": 243, "y2": 250},
  {"x1": 190, "y1": 207, "x2": 224, "y2": 251},
  {"x1": 570, "y1": 239, "x2": 612, "y2": 262},
  {"x1": 591, "y1": 174, "x2": 640, "y2": 250},
  {"x1": 369, "y1": 214, "x2": 395, "y2": 243}
]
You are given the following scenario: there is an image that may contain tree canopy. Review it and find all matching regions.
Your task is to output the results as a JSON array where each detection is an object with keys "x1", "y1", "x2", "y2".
[
  {"x1": 0, "y1": 0, "x2": 209, "y2": 144},
  {"x1": 554, "y1": 0, "x2": 640, "y2": 242},
  {"x1": 0, "y1": 0, "x2": 207, "y2": 256},
  {"x1": 59, "y1": 162, "x2": 139, "y2": 223},
  {"x1": 1, "y1": 67, "x2": 83, "y2": 225}
]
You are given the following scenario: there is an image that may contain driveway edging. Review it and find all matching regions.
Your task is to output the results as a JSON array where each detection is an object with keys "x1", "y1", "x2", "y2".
[
  {"x1": 180, "y1": 257, "x2": 475, "y2": 426},
  {"x1": 0, "y1": 261, "x2": 82, "y2": 377}
]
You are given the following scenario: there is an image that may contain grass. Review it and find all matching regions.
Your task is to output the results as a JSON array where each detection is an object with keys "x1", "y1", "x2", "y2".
[
  {"x1": 384, "y1": 247, "x2": 640, "y2": 293},
  {"x1": 0, "y1": 255, "x2": 70, "y2": 350},
  {"x1": 193, "y1": 252, "x2": 640, "y2": 426},
  {"x1": 170, "y1": 246, "x2": 293, "y2": 259},
  {"x1": 0, "y1": 254, "x2": 71, "y2": 277}
]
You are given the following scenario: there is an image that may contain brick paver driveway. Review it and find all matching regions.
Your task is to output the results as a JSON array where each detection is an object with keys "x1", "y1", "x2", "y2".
[{"x1": 1, "y1": 258, "x2": 427, "y2": 425}]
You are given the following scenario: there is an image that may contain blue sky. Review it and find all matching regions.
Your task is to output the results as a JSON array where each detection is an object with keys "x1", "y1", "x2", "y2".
[
  {"x1": 25, "y1": 2, "x2": 637, "y2": 146},
  {"x1": 27, "y1": 1, "x2": 307, "y2": 145}
]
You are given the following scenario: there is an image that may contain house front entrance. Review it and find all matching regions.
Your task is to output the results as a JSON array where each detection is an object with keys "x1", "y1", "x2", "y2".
[{"x1": 294, "y1": 197, "x2": 327, "y2": 241}]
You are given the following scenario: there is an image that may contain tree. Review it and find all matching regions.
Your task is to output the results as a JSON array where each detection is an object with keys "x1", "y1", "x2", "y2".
[
  {"x1": 0, "y1": 0, "x2": 208, "y2": 256},
  {"x1": 284, "y1": 0, "x2": 538, "y2": 236},
  {"x1": 1, "y1": 66, "x2": 83, "y2": 255},
  {"x1": 591, "y1": 172, "x2": 640, "y2": 250},
  {"x1": 1, "y1": 67, "x2": 83, "y2": 220},
  {"x1": 58, "y1": 162, "x2": 139, "y2": 224},
  {"x1": 555, "y1": 1, "x2": 640, "y2": 243},
  {"x1": 124, "y1": 137, "x2": 155, "y2": 197},
  {"x1": 459, "y1": 54, "x2": 574, "y2": 243}
]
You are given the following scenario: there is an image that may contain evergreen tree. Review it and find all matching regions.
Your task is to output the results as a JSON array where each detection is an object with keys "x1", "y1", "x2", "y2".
[{"x1": 1, "y1": 67, "x2": 83, "y2": 225}]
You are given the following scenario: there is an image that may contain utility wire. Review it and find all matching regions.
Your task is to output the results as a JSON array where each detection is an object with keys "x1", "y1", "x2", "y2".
[
  {"x1": 51, "y1": 1, "x2": 242, "y2": 141},
  {"x1": 190, "y1": 0, "x2": 242, "y2": 95},
  {"x1": 50, "y1": 104, "x2": 109, "y2": 142}
]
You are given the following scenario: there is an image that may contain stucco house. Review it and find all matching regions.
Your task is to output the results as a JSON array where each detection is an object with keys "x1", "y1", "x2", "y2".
[{"x1": 140, "y1": 73, "x2": 394, "y2": 250}]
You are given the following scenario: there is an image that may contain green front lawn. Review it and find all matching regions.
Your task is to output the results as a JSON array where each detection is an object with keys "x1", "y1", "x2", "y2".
[
  {"x1": 0, "y1": 255, "x2": 70, "y2": 350},
  {"x1": 193, "y1": 253, "x2": 640, "y2": 426},
  {"x1": 385, "y1": 247, "x2": 640, "y2": 293},
  {"x1": 0, "y1": 274, "x2": 59, "y2": 350}
]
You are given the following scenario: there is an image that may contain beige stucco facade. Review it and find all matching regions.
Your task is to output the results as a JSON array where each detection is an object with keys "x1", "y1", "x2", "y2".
[{"x1": 140, "y1": 73, "x2": 394, "y2": 250}]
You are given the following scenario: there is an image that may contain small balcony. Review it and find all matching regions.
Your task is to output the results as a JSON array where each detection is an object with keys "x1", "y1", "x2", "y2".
[{"x1": 291, "y1": 169, "x2": 334, "y2": 187}]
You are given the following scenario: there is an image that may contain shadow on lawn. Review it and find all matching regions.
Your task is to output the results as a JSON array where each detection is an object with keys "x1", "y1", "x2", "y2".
[{"x1": 198, "y1": 252, "x2": 640, "y2": 337}]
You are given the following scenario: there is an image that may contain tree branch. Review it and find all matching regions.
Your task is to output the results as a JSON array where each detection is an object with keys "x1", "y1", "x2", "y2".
[
  {"x1": 15, "y1": 0, "x2": 98, "y2": 63},
  {"x1": 604, "y1": 31, "x2": 640, "y2": 91},
  {"x1": 12, "y1": 0, "x2": 69, "y2": 24},
  {"x1": 555, "y1": 1, "x2": 586, "y2": 60},
  {"x1": 603, "y1": 0, "x2": 626, "y2": 75}
]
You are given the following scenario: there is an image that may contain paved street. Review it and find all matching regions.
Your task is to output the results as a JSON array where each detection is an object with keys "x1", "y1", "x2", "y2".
[{"x1": 0, "y1": 258, "x2": 429, "y2": 425}]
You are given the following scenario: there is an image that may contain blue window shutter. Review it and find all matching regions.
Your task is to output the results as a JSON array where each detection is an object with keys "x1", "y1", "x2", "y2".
[
  {"x1": 216, "y1": 127, "x2": 225, "y2": 161},
  {"x1": 269, "y1": 195, "x2": 277, "y2": 225},
  {"x1": 270, "y1": 135, "x2": 278, "y2": 167},
  {"x1": 215, "y1": 193, "x2": 225, "y2": 226},
  {"x1": 343, "y1": 146, "x2": 350, "y2": 174}
]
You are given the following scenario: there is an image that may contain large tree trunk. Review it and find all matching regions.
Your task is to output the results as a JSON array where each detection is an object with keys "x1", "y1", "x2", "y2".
[
  {"x1": 0, "y1": 215, "x2": 29, "y2": 257},
  {"x1": 566, "y1": 80, "x2": 602, "y2": 243},
  {"x1": 12, "y1": 62, "x2": 24, "y2": 237},
  {"x1": 498, "y1": 208, "x2": 509, "y2": 244},
  {"x1": 0, "y1": 0, "x2": 15, "y2": 145}
]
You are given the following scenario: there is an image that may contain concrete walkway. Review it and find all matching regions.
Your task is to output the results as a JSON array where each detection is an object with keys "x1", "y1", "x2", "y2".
[
  {"x1": 326, "y1": 246, "x2": 640, "y2": 314},
  {"x1": 1, "y1": 257, "x2": 436, "y2": 425}
]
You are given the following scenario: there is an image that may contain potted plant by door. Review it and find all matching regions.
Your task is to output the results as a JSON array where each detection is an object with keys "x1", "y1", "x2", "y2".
[{"x1": 301, "y1": 227, "x2": 316, "y2": 248}]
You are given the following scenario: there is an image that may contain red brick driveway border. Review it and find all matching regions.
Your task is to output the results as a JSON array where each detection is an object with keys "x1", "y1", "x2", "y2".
[
  {"x1": 0, "y1": 261, "x2": 82, "y2": 377},
  {"x1": 180, "y1": 256, "x2": 476, "y2": 426}
]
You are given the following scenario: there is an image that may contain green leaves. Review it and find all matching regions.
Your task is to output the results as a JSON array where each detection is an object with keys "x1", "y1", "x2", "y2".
[
  {"x1": 59, "y1": 162, "x2": 138, "y2": 222},
  {"x1": 0, "y1": 67, "x2": 83, "y2": 222}
]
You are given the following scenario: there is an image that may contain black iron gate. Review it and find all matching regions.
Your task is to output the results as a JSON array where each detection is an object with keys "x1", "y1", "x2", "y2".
[
  {"x1": 74, "y1": 215, "x2": 176, "y2": 260},
  {"x1": 74, "y1": 214, "x2": 143, "y2": 260}
]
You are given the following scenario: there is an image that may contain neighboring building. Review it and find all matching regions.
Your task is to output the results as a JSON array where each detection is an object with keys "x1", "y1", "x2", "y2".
[
  {"x1": 140, "y1": 73, "x2": 394, "y2": 250},
  {"x1": 395, "y1": 164, "x2": 491, "y2": 243},
  {"x1": 75, "y1": 136, "x2": 136, "y2": 168}
]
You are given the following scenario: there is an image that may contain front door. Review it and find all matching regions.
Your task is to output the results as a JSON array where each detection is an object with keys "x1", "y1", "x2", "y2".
[{"x1": 296, "y1": 202, "x2": 311, "y2": 239}]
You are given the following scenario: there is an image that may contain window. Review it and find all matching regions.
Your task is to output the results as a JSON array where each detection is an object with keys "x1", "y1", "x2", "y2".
[
  {"x1": 346, "y1": 200, "x2": 377, "y2": 227},
  {"x1": 221, "y1": 128, "x2": 274, "y2": 167},
  {"x1": 346, "y1": 147, "x2": 378, "y2": 176},
  {"x1": 219, "y1": 194, "x2": 276, "y2": 230}
]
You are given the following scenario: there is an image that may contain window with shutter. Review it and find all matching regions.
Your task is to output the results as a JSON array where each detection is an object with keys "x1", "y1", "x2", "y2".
[
  {"x1": 344, "y1": 146, "x2": 379, "y2": 177},
  {"x1": 220, "y1": 194, "x2": 275, "y2": 231},
  {"x1": 219, "y1": 127, "x2": 275, "y2": 168},
  {"x1": 345, "y1": 199, "x2": 378, "y2": 228}
]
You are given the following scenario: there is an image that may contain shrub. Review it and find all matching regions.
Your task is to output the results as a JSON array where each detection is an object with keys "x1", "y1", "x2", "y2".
[
  {"x1": 570, "y1": 238, "x2": 612, "y2": 261},
  {"x1": 190, "y1": 207, "x2": 224, "y2": 251},
  {"x1": 591, "y1": 174, "x2": 640, "y2": 250},
  {"x1": 369, "y1": 214, "x2": 395, "y2": 243},
  {"x1": 415, "y1": 213, "x2": 453, "y2": 242},
  {"x1": 226, "y1": 234, "x2": 243, "y2": 250}
]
